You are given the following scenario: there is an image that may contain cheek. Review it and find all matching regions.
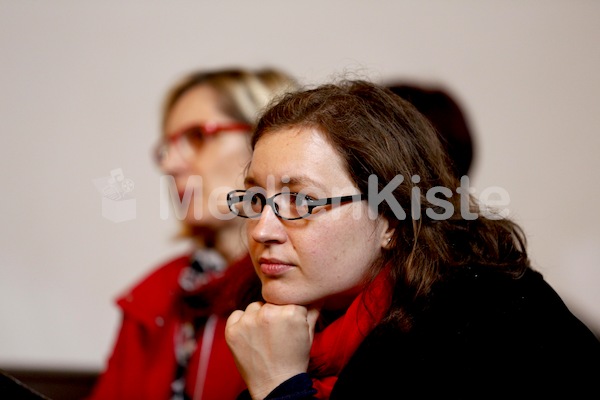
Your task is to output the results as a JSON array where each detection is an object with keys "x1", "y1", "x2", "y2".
[
  {"x1": 297, "y1": 222, "x2": 357, "y2": 277},
  {"x1": 214, "y1": 146, "x2": 249, "y2": 186},
  {"x1": 321, "y1": 218, "x2": 381, "y2": 274}
]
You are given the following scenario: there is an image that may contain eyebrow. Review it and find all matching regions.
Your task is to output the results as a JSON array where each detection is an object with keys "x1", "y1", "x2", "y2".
[{"x1": 244, "y1": 175, "x2": 326, "y2": 190}]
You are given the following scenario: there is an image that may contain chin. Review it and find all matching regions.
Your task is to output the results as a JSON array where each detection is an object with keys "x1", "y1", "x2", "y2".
[
  {"x1": 261, "y1": 289, "x2": 289, "y2": 305},
  {"x1": 261, "y1": 285, "x2": 308, "y2": 306}
]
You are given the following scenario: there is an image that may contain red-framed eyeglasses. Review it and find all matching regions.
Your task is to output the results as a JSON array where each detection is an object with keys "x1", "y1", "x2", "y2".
[{"x1": 154, "y1": 122, "x2": 252, "y2": 165}]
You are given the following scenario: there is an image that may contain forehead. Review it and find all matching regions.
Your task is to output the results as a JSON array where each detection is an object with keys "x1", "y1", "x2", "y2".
[
  {"x1": 248, "y1": 127, "x2": 354, "y2": 192},
  {"x1": 165, "y1": 85, "x2": 230, "y2": 135}
]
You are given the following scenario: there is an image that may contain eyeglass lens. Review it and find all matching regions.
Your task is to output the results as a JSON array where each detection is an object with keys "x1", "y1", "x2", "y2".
[
  {"x1": 155, "y1": 126, "x2": 206, "y2": 164},
  {"x1": 230, "y1": 191, "x2": 311, "y2": 220}
]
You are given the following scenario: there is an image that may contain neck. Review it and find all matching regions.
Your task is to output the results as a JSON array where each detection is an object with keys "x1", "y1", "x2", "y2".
[
  {"x1": 190, "y1": 224, "x2": 246, "y2": 264},
  {"x1": 214, "y1": 225, "x2": 247, "y2": 263}
]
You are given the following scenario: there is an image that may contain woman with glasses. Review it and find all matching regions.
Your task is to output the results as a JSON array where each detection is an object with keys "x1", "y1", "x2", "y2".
[
  {"x1": 225, "y1": 79, "x2": 600, "y2": 399},
  {"x1": 88, "y1": 68, "x2": 298, "y2": 400}
]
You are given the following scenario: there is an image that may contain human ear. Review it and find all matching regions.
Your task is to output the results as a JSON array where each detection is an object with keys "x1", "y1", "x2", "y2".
[{"x1": 380, "y1": 219, "x2": 395, "y2": 249}]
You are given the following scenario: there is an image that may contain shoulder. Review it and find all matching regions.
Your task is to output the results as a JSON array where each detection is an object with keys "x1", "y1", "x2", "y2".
[
  {"x1": 332, "y1": 265, "x2": 600, "y2": 398},
  {"x1": 115, "y1": 253, "x2": 191, "y2": 320},
  {"x1": 426, "y1": 265, "x2": 593, "y2": 333},
  {"x1": 118, "y1": 253, "x2": 190, "y2": 300},
  {"x1": 420, "y1": 265, "x2": 599, "y2": 351}
]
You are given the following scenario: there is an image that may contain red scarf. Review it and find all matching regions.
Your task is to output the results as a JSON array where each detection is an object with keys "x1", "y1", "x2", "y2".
[{"x1": 308, "y1": 268, "x2": 393, "y2": 398}]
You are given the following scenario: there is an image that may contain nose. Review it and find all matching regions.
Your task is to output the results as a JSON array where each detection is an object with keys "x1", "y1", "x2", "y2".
[{"x1": 249, "y1": 202, "x2": 287, "y2": 244}]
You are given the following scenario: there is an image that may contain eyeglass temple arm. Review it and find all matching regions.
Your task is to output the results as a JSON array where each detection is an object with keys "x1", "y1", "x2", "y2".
[{"x1": 306, "y1": 193, "x2": 366, "y2": 212}]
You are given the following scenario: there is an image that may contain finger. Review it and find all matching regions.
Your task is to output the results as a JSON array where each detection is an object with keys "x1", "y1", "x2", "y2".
[
  {"x1": 227, "y1": 309, "x2": 244, "y2": 326},
  {"x1": 245, "y1": 301, "x2": 264, "y2": 313}
]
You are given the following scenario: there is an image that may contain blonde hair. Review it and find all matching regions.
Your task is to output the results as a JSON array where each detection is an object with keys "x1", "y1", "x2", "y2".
[{"x1": 162, "y1": 68, "x2": 299, "y2": 132}]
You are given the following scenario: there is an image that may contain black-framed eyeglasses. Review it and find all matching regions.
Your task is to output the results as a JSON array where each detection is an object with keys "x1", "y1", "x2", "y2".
[
  {"x1": 227, "y1": 189, "x2": 366, "y2": 220},
  {"x1": 154, "y1": 122, "x2": 251, "y2": 165}
]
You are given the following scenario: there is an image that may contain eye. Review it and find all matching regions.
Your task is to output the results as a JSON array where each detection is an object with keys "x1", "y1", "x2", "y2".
[
  {"x1": 246, "y1": 191, "x2": 265, "y2": 214},
  {"x1": 182, "y1": 126, "x2": 206, "y2": 147},
  {"x1": 292, "y1": 193, "x2": 312, "y2": 207},
  {"x1": 290, "y1": 192, "x2": 314, "y2": 217}
]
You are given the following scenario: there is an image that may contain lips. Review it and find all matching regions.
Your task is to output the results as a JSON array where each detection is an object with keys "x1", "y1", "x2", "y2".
[{"x1": 258, "y1": 257, "x2": 295, "y2": 276}]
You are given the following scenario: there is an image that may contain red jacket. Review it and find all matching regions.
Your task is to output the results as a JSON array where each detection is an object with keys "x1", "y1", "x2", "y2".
[{"x1": 87, "y1": 253, "x2": 259, "y2": 400}]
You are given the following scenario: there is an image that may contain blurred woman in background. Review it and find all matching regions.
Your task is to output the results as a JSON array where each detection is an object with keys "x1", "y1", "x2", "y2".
[{"x1": 88, "y1": 68, "x2": 298, "y2": 400}]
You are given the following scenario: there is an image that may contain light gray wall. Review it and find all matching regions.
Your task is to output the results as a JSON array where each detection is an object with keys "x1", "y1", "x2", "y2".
[{"x1": 1, "y1": 1, "x2": 598, "y2": 370}]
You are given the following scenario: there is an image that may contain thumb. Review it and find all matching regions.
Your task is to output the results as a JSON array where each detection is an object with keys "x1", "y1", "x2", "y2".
[{"x1": 306, "y1": 307, "x2": 321, "y2": 342}]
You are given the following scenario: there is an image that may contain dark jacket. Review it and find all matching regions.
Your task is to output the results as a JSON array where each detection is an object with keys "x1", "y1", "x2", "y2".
[{"x1": 248, "y1": 266, "x2": 600, "y2": 399}]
